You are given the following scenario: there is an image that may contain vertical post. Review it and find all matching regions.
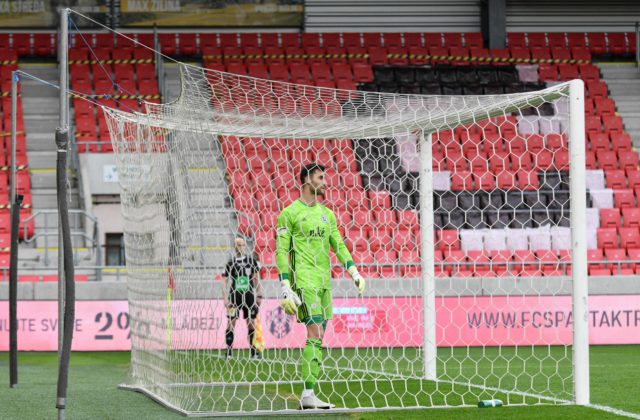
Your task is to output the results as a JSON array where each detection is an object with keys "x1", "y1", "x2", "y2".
[
  {"x1": 635, "y1": 23, "x2": 639, "y2": 70},
  {"x1": 58, "y1": 7, "x2": 69, "y2": 363},
  {"x1": 569, "y1": 79, "x2": 589, "y2": 405},
  {"x1": 9, "y1": 70, "x2": 19, "y2": 388},
  {"x1": 419, "y1": 130, "x2": 437, "y2": 381},
  {"x1": 10, "y1": 73, "x2": 17, "y2": 205}
]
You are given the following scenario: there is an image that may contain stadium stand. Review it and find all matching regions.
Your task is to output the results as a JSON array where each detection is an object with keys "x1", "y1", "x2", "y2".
[{"x1": 4, "y1": 30, "x2": 640, "y2": 277}]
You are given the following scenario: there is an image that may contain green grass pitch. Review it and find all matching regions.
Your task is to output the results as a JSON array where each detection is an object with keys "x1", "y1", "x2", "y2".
[{"x1": 1, "y1": 345, "x2": 639, "y2": 419}]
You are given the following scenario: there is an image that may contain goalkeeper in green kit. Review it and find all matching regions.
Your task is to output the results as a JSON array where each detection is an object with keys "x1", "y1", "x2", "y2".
[{"x1": 276, "y1": 163, "x2": 365, "y2": 410}]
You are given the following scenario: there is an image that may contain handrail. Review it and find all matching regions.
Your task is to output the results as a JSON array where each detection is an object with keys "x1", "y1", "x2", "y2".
[{"x1": 21, "y1": 209, "x2": 100, "y2": 266}]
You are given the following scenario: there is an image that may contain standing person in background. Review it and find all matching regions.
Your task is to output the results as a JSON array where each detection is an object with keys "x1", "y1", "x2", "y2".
[{"x1": 222, "y1": 236, "x2": 263, "y2": 359}]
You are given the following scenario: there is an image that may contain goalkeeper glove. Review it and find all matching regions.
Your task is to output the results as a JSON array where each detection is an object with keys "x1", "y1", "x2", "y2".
[
  {"x1": 279, "y1": 280, "x2": 301, "y2": 315},
  {"x1": 348, "y1": 266, "x2": 365, "y2": 295}
]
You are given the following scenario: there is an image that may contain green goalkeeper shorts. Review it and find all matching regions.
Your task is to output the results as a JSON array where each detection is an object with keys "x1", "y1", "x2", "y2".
[{"x1": 297, "y1": 288, "x2": 333, "y2": 325}]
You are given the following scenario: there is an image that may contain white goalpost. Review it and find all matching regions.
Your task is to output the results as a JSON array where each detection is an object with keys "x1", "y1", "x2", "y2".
[{"x1": 100, "y1": 60, "x2": 588, "y2": 415}]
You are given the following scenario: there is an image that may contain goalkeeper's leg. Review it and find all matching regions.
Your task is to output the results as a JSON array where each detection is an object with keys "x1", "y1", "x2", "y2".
[{"x1": 299, "y1": 288, "x2": 334, "y2": 409}]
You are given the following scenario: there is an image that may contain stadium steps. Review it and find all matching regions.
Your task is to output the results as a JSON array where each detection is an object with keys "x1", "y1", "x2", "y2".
[
  {"x1": 163, "y1": 61, "x2": 183, "y2": 102},
  {"x1": 598, "y1": 63, "x2": 640, "y2": 147},
  {"x1": 161, "y1": 63, "x2": 238, "y2": 262},
  {"x1": 19, "y1": 63, "x2": 87, "y2": 258}
]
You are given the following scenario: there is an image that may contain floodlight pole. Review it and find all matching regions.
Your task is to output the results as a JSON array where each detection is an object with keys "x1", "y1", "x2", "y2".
[
  {"x1": 9, "y1": 70, "x2": 19, "y2": 388},
  {"x1": 419, "y1": 130, "x2": 437, "y2": 381},
  {"x1": 57, "y1": 8, "x2": 69, "y2": 420},
  {"x1": 57, "y1": 7, "x2": 69, "y2": 362},
  {"x1": 569, "y1": 79, "x2": 589, "y2": 405}
]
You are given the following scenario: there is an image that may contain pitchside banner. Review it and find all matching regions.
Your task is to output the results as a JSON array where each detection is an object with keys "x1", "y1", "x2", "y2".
[
  {"x1": 119, "y1": 0, "x2": 303, "y2": 27},
  {"x1": 1, "y1": 296, "x2": 640, "y2": 351}
]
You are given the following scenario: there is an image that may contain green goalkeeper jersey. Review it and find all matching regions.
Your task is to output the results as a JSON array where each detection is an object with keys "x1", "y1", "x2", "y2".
[{"x1": 276, "y1": 199, "x2": 354, "y2": 289}]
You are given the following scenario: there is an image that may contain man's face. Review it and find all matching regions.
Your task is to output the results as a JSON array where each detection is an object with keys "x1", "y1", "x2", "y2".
[
  {"x1": 235, "y1": 238, "x2": 246, "y2": 255},
  {"x1": 308, "y1": 170, "x2": 326, "y2": 197}
]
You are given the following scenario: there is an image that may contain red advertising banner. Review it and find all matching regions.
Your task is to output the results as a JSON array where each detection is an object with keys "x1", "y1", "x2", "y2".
[{"x1": 1, "y1": 295, "x2": 640, "y2": 351}]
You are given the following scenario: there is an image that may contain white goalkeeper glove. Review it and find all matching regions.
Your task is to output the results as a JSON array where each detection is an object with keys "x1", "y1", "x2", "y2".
[
  {"x1": 348, "y1": 266, "x2": 365, "y2": 295},
  {"x1": 279, "y1": 280, "x2": 301, "y2": 315}
]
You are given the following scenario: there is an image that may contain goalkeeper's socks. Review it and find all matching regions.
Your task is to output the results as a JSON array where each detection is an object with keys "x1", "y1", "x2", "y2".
[
  {"x1": 302, "y1": 338, "x2": 322, "y2": 391},
  {"x1": 248, "y1": 328, "x2": 256, "y2": 357},
  {"x1": 225, "y1": 330, "x2": 234, "y2": 357}
]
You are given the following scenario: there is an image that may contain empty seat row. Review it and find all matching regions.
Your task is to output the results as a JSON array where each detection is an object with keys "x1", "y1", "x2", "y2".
[{"x1": 507, "y1": 32, "x2": 636, "y2": 55}]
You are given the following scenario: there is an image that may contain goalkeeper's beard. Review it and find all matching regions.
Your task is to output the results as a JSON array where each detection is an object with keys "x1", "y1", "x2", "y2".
[{"x1": 310, "y1": 185, "x2": 325, "y2": 198}]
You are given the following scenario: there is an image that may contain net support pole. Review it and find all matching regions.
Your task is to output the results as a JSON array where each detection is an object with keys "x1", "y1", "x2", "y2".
[
  {"x1": 57, "y1": 7, "x2": 69, "y2": 363},
  {"x1": 569, "y1": 79, "x2": 589, "y2": 405},
  {"x1": 8, "y1": 70, "x2": 19, "y2": 388},
  {"x1": 419, "y1": 130, "x2": 437, "y2": 381}
]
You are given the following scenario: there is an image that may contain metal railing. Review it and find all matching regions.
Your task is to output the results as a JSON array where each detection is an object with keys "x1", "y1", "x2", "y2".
[{"x1": 21, "y1": 209, "x2": 100, "y2": 266}]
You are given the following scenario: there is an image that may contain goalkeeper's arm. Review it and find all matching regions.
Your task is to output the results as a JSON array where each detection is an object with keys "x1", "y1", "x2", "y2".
[
  {"x1": 328, "y1": 211, "x2": 365, "y2": 295},
  {"x1": 275, "y1": 209, "x2": 301, "y2": 313}
]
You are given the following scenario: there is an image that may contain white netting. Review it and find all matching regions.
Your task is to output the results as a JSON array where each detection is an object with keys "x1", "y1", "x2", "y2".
[{"x1": 104, "y1": 63, "x2": 581, "y2": 415}]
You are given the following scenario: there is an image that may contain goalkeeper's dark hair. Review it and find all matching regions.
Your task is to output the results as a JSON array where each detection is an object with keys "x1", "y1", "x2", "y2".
[{"x1": 300, "y1": 163, "x2": 325, "y2": 185}]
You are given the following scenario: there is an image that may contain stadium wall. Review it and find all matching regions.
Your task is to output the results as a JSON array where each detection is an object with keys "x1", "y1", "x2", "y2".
[{"x1": 304, "y1": 0, "x2": 640, "y2": 32}]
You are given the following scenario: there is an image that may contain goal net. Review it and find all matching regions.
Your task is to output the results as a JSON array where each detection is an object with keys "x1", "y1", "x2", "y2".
[{"x1": 104, "y1": 63, "x2": 588, "y2": 415}]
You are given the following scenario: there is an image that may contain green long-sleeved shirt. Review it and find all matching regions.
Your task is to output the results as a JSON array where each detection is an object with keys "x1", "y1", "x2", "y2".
[{"x1": 276, "y1": 199, "x2": 354, "y2": 289}]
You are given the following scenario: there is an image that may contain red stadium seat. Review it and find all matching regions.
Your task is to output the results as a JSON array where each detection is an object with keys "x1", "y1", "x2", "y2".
[
  {"x1": 571, "y1": 47, "x2": 591, "y2": 61},
  {"x1": 603, "y1": 116, "x2": 624, "y2": 134},
  {"x1": 607, "y1": 33, "x2": 627, "y2": 55},
  {"x1": 567, "y1": 32, "x2": 587, "y2": 48},
  {"x1": 507, "y1": 33, "x2": 526, "y2": 48},
  {"x1": 382, "y1": 33, "x2": 402, "y2": 48},
  {"x1": 451, "y1": 171, "x2": 473, "y2": 191},
  {"x1": 588, "y1": 248, "x2": 605, "y2": 270},
  {"x1": 587, "y1": 33, "x2": 606, "y2": 55},
  {"x1": 597, "y1": 228, "x2": 618, "y2": 249},
  {"x1": 178, "y1": 33, "x2": 197, "y2": 55},
  {"x1": 628, "y1": 171, "x2": 640, "y2": 190},
  {"x1": 614, "y1": 189, "x2": 636, "y2": 209},
  {"x1": 585, "y1": 116, "x2": 602, "y2": 133},
  {"x1": 597, "y1": 150, "x2": 618, "y2": 171},
  {"x1": 605, "y1": 170, "x2": 627, "y2": 189},
  {"x1": 415, "y1": 33, "x2": 434, "y2": 48},
  {"x1": 517, "y1": 170, "x2": 539, "y2": 190},
  {"x1": 551, "y1": 47, "x2": 571, "y2": 61},
  {"x1": 437, "y1": 230, "x2": 460, "y2": 251},
  {"x1": 620, "y1": 227, "x2": 640, "y2": 249},
  {"x1": 343, "y1": 33, "x2": 362, "y2": 48},
  {"x1": 595, "y1": 98, "x2": 616, "y2": 117},
  {"x1": 443, "y1": 33, "x2": 462, "y2": 48},
  {"x1": 537, "y1": 64, "x2": 557, "y2": 81},
  {"x1": 586, "y1": 80, "x2": 609, "y2": 98},
  {"x1": 464, "y1": 32, "x2": 483, "y2": 48},
  {"x1": 619, "y1": 151, "x2": 639, "y2": 172},
  {"x1": 600, "y1": 208, "x2": 622, "y2": 228},
  {"x1": 158, "y1": 33, "x2": 177, "y2": 56},
  {"x1": 589, "y1": 132, "x2": 610, "y2": 152},
  {"x1": 622, "y1": 208, "x2": 640, "y2": 228},
  {"x1": 548, "y1": 33, "x2": 567, "y2": 48},
  {"x1": 318, "y1": 33, "x2": 339, "y2": 49},
  {"x1": 611, "y1": 132, "x2": 632, "y2": 152},
  {"x1": 558, "y1": 64, "x2": 579, "y2": 81},
  {"x1": 580, "y1": 64, "x2": 601, "y2": 82},
  {"x1": 13, "y1": 33, "x2": 31, "y2": 56},
  {"x1": 33, "y1": 33, "x2": 53, "y2": 56}
]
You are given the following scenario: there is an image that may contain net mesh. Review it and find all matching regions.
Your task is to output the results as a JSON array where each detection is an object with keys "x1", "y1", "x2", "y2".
[{"x1": 104, "y1": 63, "x2": 579, "y2": 415}]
